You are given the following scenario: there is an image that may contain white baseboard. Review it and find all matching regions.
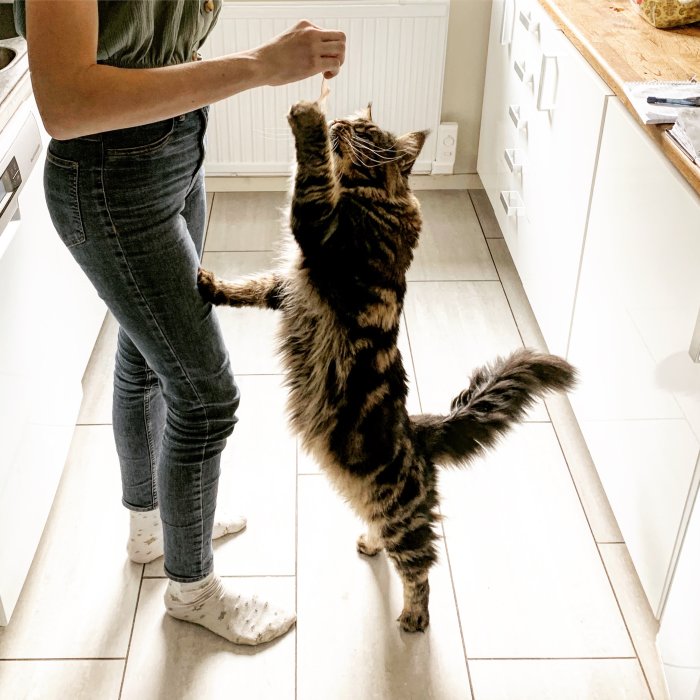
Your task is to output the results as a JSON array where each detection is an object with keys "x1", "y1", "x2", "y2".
[{"x1": 204, "y1": 173, "x2": 482, "y2": 192}]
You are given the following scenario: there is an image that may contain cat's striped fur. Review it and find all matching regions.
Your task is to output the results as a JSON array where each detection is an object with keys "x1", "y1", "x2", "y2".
[{"x1": 197, "y1": 99, "x2": 576, "y2": 632}]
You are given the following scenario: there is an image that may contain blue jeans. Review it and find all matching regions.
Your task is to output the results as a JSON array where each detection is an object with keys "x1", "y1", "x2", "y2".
[{"x1": 44, "y1": 108, "x2": 240, "y2": 582}]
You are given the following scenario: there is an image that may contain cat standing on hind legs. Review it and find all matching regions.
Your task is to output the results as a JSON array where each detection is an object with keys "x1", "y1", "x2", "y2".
[{"x1": 198, "y1": 95, "x2": 577, "y2": 632}]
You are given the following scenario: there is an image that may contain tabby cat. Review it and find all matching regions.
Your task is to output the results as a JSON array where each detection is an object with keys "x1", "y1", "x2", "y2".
[{"x1": 197, "y1": 98, "x2": 576, "y2": 632}]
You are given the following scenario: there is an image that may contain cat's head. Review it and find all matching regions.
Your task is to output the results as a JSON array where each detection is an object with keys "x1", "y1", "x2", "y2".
[{"x1": 329, "y1": 104, "x2": 428, "y2": 193}]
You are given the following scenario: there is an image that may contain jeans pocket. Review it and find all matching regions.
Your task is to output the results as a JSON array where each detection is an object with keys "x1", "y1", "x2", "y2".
[
  {"x1": 44, "y1": 150, "x2": 86, "y2": 248},
  {"x1": 104, "y1": 118, "x2": 176, "y2": 157}
]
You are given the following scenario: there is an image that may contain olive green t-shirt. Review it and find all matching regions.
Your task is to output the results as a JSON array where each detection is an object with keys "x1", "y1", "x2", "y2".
[{"x1": 14, "y1": 0, "x2": 222, "y2": 68}]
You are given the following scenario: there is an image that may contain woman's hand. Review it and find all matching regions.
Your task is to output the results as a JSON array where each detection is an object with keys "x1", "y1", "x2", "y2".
[{"x1": 252, "y1": 20, "x2": 346, "y2": 85}]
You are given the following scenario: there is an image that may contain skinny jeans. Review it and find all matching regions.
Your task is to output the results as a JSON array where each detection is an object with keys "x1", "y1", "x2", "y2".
[{"x1": 44, "y1": 107, "x2": 239, "y2": 582}]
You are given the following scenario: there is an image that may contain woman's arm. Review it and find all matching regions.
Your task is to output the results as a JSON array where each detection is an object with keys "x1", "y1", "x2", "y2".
[{"x1": 26, "y1": 0, "x2": 346, "y2": 140}]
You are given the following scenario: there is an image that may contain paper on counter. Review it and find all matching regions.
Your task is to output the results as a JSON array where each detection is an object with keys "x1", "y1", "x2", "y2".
[{"x1": 622, "y1": 80, "x2": 700, "y2": 124}]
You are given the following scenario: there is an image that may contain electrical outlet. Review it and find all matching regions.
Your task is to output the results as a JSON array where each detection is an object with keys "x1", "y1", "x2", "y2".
[{"x1": 431, "y1": 122, "x2": 458, "y2": 175}]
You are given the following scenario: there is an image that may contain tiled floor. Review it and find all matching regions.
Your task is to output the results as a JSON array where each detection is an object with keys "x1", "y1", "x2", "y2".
[{"x1": 0, "y1": 190, "x2": 670, "y2": 700}]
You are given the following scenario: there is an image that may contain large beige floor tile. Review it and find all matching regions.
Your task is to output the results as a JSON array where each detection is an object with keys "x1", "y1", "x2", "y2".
[
  {"x1": 469, "y1": 659, "x2": 651, "y2": 699},
  {"x1": 409, "y1": 191, "x2": 498, "y2": 282},
  {"x1": 202, "y1": 251, "x2": 283, "y2": 375},
  {"x1": 469, "y1": 189, "x2": 503, "y2": 239},
  {"x1": 205, "y1": 191, "x2": 288, "y2": 252},
  {"x1": 78, "y1": 312, "x2": 118, "y2": 426},
  {"x1": 296, "y1": 475, "x2": 471, "y2": 700},
  {"x1": 399, "y1": 313, "x2": 422, "y2": 415},
  {"x1": 144, "y1": 375, "x2": 296, "y2": 577},
  {"x1": 440, "y1": 423, "x2": 633, "y2": 658},
  {"x1": 487, "y1": 239, "x2": 548, "y2": 353},
  {"x1": 404, "y1": 280, "x2": 548, "y2": 420},
  {"x1": 545, "y1": 392, "x2": 623, "y2": 544},
  {"x1": 0, "y1": 426, "x2": 141, "y2": 659},
  {"x1": 206, "y1": 192, "x2": 213, "y2": 228},
  {"x1": 121, "y1": 577, "x2": 295, "y2": 700},
  {"x1": 600, "y1": 543, "x2": 670, "y2": 700},
  {"x1": 0, "y1": 660, "x2": 124, "y2": 700}
]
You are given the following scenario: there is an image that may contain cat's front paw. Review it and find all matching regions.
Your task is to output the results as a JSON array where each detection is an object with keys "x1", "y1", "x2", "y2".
[
  {"x1": 197, "y1": 267, "x2": 220, "y2": 304},
  {"x1": 287, "y1": 100, "x2": 325, "y2": 132},
  {"x1": 357, "y1": 533, "x2": 383, "y2": 557}
]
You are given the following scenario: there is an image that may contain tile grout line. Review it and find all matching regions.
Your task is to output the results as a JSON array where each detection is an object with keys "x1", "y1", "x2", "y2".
[
  {"x1": 294, "y1": 440, "x2": 299, "y2": 700},
  {"x1": 439, "y1": 517, "x2": 476, "y2": 699},
  {"x1": 117, "y1": 565, "x2": 145, "y2": 700},
  {"x1": 141, "y1": 574, "x2": 297, "y2": 579},
  {"x1": 0, "y1": 657, "x2": 127, "y2": 662},
  {"x1": 482, "y1": 239, "x2": 535, "y2": 357},
  {"x1": 203, "y1": 249, "x2": 276, "y2": 254},
  {"x1": 467, "y1": 655, "x2": 639, "y2": 661},
  {"x1": 595, "y1": 542, "x2": 659, "y2": 700}
]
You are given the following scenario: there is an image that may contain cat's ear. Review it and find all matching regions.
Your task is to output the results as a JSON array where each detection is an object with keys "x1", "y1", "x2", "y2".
[
  {"x1": 357, "y1": 102, "x2": 372, "y2": 121},
  {"x1": 352, "y1": 103, "x2": 373, "y2": 121},
  {"x1": 396, "y1": 130, "x2": 429, "y2": 176}
]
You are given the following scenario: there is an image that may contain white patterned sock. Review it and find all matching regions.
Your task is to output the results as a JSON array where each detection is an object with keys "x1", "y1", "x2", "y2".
[
  {"x1": 164, "y1": 573, "x2": 296, "y2": 645},
  {"x1": 127, "y1": 508, "x2": 246, "y2": 564}
]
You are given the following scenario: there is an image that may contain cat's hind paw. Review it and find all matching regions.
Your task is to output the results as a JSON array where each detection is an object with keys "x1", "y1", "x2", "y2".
[{"x1": 397, "y1": 606, "x2": 430, "y2": 633}]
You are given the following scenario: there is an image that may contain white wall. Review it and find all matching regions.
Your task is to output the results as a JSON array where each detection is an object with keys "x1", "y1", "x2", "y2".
[{"x1": 441, "y1": 0, "x2": 491, "y2": 174}]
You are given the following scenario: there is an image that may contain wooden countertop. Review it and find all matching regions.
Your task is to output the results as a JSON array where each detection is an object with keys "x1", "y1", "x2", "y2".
[{"x1": 538, "y1": 0, "x2": 700, "y2": 197}]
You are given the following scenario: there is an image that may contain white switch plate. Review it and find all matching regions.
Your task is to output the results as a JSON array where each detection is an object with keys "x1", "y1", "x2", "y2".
[{"x1": 431, "y1": 122, "x2": 458, "y2": 175}]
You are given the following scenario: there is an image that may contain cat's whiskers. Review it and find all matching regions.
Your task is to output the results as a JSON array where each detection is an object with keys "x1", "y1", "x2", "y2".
[
  {"x1": 334, "y1": 133, "x2": 372, "y2": 168},
  {"x1": 347, "y1": 137, "x2": 410, "y2": 166},
  {"x1": 354, "y1": 135, "x2": 401, "y2": 155},
  {"x1": 333, "y1": 130, "x2": 410, "y2": 169}
]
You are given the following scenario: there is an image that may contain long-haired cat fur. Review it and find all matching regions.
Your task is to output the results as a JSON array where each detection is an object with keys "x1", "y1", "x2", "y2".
[{"x1": 197, "y1": 98, "x2": 576, "y2": 632}]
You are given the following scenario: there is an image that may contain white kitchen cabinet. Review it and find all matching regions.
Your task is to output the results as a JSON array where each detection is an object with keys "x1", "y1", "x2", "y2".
[
  {"x1": 477, "y1": 0, "x2": 523, "y2": 244},
  {"x1": 478, "y1": 0, "x2": 613, "y2": 356},
  {"x1": 0, "y1": 98, "x2": 106, "y2": 625},
  {"x1": 568, "y1": 96, "x2": 700, "y2": 617}
]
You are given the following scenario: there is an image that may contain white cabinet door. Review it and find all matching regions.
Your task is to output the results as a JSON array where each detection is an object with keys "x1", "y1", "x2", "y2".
[
  {"x1": 568, "y1": 96, "x2": 700, "y2": 616},
  {"x1": 0, "y1": 101, "x2": 106, "y2": 626},
  {"x1": 516, "y1": 11, "x2": 612, "y2": 356},
  {"x1": 478, "y1": 1, "x2": 612, "y2": 357}
]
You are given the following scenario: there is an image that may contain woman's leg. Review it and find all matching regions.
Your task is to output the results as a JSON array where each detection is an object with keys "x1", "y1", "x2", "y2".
[
  {"x1": 114, "y1": 324, "x2": 246, "y2": 564},
  {"x1": 43, "y1": 112, "x2": 294, "y2": 643}
]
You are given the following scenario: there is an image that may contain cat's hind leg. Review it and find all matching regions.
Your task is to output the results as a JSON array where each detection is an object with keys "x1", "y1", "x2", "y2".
[
  {"x1": 381, "y1": 499, "x2": 439, "y2": 632},
  {"x1": 357, "y1": 521, "x2": 383, "y2": 557},
  {"x1": 385, "y1": 529, "x2": 436, "y2": 632}
]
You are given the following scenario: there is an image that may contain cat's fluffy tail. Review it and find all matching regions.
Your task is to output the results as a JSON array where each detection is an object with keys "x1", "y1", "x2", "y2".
[{"x1": 412, "y1": 348, "x2": 576, "y2": 467}]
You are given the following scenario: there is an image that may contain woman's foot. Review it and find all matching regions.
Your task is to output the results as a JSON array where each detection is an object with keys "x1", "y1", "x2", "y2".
[
  {"x1": 127, "y1": 508, "x2": 246, "y2": 564},
  {"x1": 164, "y1": 573, "x2": 296, "y2": 645}
]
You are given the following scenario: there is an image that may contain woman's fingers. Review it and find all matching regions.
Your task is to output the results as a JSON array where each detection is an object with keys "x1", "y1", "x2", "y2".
[
  {"x1": 319, "y1": 40, "x2": 345, "y2": 58},
  {"x1": 321, "y1": 61, "x2": 342, "y2": 79},
  {"x1": 257, "y1": 21, "x2": 346, "y2": 85}
]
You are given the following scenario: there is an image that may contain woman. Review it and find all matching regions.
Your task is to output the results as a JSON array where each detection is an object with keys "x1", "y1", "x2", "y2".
[{"x1": 16, "y1": 0, "x2": 345, "y2": 646}]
